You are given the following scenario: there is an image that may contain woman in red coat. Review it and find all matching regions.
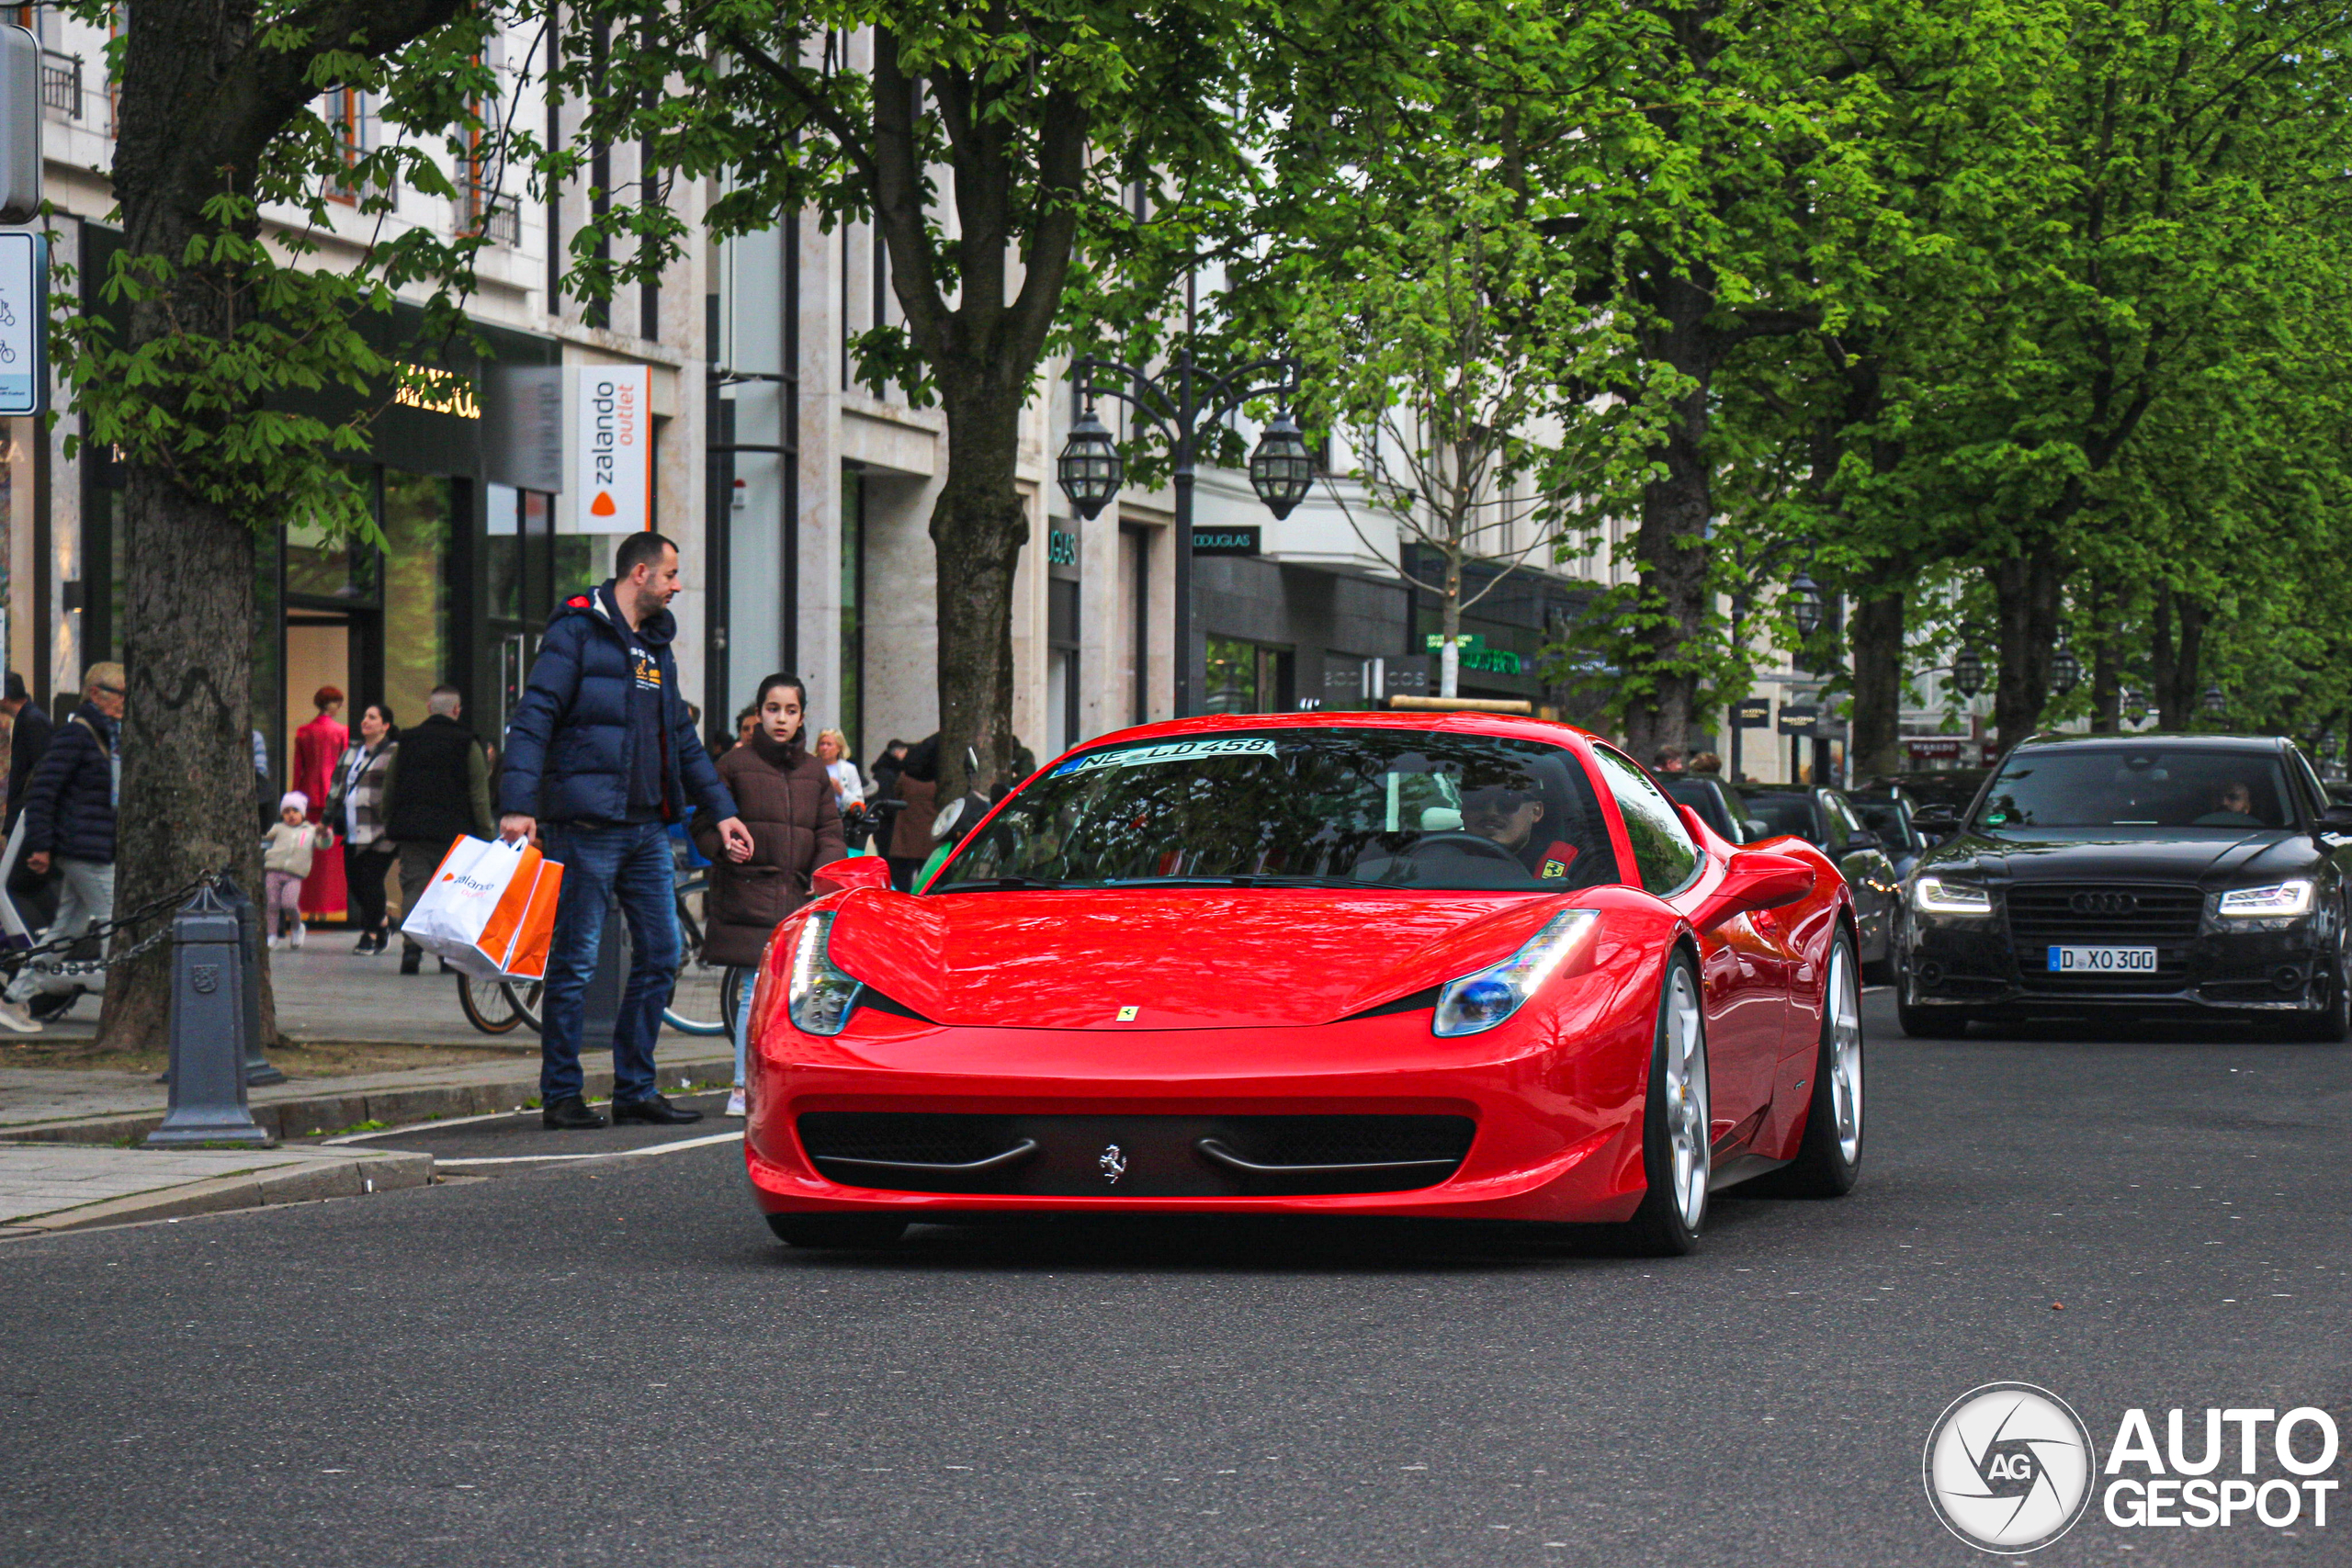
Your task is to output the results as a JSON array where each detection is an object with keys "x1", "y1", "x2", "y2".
[{"x1": 294, "y1": 685, "x2": 350, "y2": 920}]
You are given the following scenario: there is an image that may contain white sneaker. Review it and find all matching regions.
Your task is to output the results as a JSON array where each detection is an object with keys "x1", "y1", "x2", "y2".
[
  {"x1": 0, "y1": 999, "x2": 41, "y2": 1034},
  {"x1": 266, "y1": 934, "x2": 281, "y2": 951},
  {"x1": 289, "y1": 922, "x2": 305, "y2": 950},
  {"x1": 725, "y1": 1088, "x2": 747, "y2": 1118}
]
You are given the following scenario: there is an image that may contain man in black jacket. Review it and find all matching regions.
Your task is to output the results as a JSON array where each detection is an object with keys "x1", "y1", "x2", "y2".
[
  {"x1": 3, "y1": 671, "x2": 51, "y2": 837},
  {"x1": 499, "y1": 533, "x2": 751, "y2": 1131},
  {"x1": 380, "y1": 685, "x2": 495, "y2": 975},
  {"x1": 0, "y1": 663, "x2": 123, "y2": 1033}
]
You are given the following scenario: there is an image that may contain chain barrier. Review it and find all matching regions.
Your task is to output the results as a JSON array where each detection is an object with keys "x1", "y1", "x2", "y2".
[{"x1": 1, "y1": 869, "x2": 223, "y2": 980}]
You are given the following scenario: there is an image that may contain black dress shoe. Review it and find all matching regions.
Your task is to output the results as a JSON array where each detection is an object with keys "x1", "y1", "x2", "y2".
[
  {"x1": 542, "y1": 1096, "x2": 609, "y2": 1130},
  {"x1": 611, "y1": 1094, "x2": 704, "y2": 1126}
]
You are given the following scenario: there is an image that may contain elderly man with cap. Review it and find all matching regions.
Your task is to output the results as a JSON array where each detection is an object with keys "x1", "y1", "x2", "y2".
[{"x1": 0, "y1": 663, "x2": 123, "y2": 1033}]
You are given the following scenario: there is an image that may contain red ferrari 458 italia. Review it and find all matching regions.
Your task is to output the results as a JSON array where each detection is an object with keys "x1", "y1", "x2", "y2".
[{"x1": 741, "y1": 712, "x2": 1864, "y2": 1255}]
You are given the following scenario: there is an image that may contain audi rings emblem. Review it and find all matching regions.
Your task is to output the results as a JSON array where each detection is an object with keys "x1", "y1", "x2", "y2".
[{"x1": 2070, "y1": 890, "x2": 2138, "y2": 916}]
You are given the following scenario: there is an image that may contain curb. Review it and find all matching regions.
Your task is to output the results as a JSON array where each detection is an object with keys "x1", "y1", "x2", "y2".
[
  {"x1": 0, "y1": 1054, "x2": 731, "y2": 1147},
  {"x1": 0, "y1": 1148, "x2": 434, "y2": 1235}
]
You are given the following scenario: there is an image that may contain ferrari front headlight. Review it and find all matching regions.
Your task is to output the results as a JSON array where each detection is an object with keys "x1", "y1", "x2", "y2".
[
  {"x1": 1433, "y1": 910, "x2": 1599, "y2": 1037},
  {"x1": 1912, "y1": 875, "x2": 1994, "y2": 917},
  {"x1": 2217, "y1": 879, "x2": 2315, "y2": 919},
  {"x1": 786, "y1": 911, "x2": 863, "y2": 1035}
]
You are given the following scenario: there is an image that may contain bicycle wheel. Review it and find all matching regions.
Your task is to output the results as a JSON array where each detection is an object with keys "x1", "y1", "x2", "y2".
[
  {"x1": 502, "y1": 979, "x2": 544, "y2": 1033},
  {"x1": 457, "y1": 973, "x2": 523, "y2": 1034}
]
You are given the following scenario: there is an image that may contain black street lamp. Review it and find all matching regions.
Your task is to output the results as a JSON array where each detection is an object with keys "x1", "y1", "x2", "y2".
[
  {"x1": 1787, "y1": 571, "x2": 1825, "y2": 638},
  {"x1": 1058, "y1": 350, "x2": 1306, "y2": 716},
  {"x1": 2050, "y1": 645, "x2": 2082, "y2": 695},
  {"x1": 1951, "y1": 648, "x2": 1985, "y2": 699},
  {"x1": 1055, "y1": 406, "x2": 1121, "y2": 520},
  {"x1": 2202, "y1": 684, "x2": 2227, "y2": 717}
]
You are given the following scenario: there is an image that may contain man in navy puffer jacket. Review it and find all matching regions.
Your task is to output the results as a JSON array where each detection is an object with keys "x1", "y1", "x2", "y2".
[
  {"x1": 0, "y1": 662, "x2": 124, "y2": 1034},
  {"x1": 499, "y1": 534, "x2": 752, "y2": 1129}
]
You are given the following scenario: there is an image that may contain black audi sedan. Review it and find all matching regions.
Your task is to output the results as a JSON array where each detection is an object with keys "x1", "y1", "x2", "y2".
[{"x1": 1896, "y1": 733, "x2": 2352, "y2": 1038}]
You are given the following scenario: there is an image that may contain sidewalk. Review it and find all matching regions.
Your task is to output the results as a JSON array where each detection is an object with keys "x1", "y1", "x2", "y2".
[
  {"x1": 0, "y1": 936, "x2": 737, "y2": 1233},
  {"x1": 0, "y1": 1144, "x2": 434, "y2": 1235}
]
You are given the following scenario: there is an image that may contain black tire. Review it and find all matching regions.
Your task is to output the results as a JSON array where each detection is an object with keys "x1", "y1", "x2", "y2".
[
  {"x1": 766, "y1": 1214, "x2": 908, "y2": 1249},
  {"x1": 502, "y1": 979, "x2": 544, "y2": 1033},
  {"x1": 1618, "y1": 951, "x2": 1711, "y2": 1258},
  {"x1": 1896, "y1": 992, "x2": 1972, "y2": 1038},
  {"x1": 1760, "y1": 931, "x2": 1864, "y2": 1197},
  {"x1": 2282, "y1": 950, "x2": 2351, "y2": 1043},
  {"x1": 456, "y1": 974, "x2": 523, "y2": 1034}
]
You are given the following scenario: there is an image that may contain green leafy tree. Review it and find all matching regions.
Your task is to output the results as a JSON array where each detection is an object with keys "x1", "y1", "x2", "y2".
[
  {"x1": 58, "y1": 0, "x2": 503, "y2": 1047},
  {"x1": 545, "y1": 1, "x2": 1261, "y2": 795}
]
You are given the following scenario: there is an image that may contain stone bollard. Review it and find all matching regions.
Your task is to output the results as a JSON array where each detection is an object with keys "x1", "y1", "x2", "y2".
[
  {"x1": 211, "y1": 874, "x2": 284, "y2": 1086},
  {"x1": 144, "y1": 883, "x2": 270, "y2": 1147}
]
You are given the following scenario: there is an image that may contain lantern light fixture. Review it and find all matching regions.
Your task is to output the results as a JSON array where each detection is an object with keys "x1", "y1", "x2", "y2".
[{"x1": 1054, "y1": 405, "x2": 1123, "y2": 521}]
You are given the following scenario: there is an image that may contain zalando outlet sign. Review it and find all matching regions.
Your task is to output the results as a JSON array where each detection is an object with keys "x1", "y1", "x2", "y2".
[{"x1": 573, "y1": 364, "x2": 649, "y2": 530}]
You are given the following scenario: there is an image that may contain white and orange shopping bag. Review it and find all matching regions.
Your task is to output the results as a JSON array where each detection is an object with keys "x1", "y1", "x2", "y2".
[{"x1": 398, "y1": 836, "x2": 565, "y2": 980}]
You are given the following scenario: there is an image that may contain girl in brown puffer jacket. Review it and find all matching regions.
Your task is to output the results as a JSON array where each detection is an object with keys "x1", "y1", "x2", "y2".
[{"x1": 694, "y1": 672, "x2": 846, "y2": 1114}]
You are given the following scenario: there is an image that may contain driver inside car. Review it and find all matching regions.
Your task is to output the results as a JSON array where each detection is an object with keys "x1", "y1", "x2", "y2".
[
  {"x1": 1461, "y1": 784, "x2": 1583, "y2": 880},
  {"x1": 2194, "y1": 778, "x2": 2263, "y2": 828}
]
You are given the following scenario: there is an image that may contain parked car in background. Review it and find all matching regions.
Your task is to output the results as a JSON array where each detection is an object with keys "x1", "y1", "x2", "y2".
[
  {"x1": 1660, "y1": 774, "x2": 1763, "y2": 845},
  {"x1": 1848, "y1": 788, "x2": 1930, "y2": 882},
  {"x1": 1738, "y1": 786, "x2": 1901, "y2": 978}
]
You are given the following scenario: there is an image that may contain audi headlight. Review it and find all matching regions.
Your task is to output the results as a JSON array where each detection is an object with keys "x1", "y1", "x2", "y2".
[
  {"x1": 786, "y1": 911, "x2": 863, "y2": 1035},
  {"x1": 2217, "y1": 879, "x2": 2315, "y2": 919},
  {"x1": 1912, "y1": 876, "x2": 1994, "y2": 917},
  {"x1": 1433, "y1": 910, "x2": 1599, "y2": 1037}
]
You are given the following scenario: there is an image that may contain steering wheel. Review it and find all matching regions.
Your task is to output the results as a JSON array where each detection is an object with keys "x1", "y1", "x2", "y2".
[{"x1": 1405, "y1": 831, "x2": 1523, "y2": 866}]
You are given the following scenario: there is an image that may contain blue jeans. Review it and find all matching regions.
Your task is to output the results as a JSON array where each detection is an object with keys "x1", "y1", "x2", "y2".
[
  {"x1": 539, "y1": 819, "x2": 681, "y2": 1106},
  {"x1": 733, "y1": 966, "x2": 757, "y2": 1089}
]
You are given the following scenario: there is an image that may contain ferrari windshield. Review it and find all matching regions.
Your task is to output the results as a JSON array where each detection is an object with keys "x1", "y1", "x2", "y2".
[
  {"x1": 1974, "y1": 748, "x2": 2295, "y2": 829},
  {"x1": 932, "y1": 728, "x2": 1623, "y2": 892}
]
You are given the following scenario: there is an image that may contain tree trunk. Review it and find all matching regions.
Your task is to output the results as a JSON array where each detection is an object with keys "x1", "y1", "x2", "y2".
[
  {"x1": 99, "y1": 472, "x2": 269, "y2": 1050},
  {"x1": 98, "y1": 2, "x2": 270, "y2": 1051},
  {"x1": 2087, "y1": 572, "x2": 2121, "y2": 731},
  {"x1": 2151, "y1": 587, "x2": 2209, "y2": 728},
  {"x1": 1848, "y1": 590, "x2": 1905, "y2": 784},
  {"x1": 1987, "y1": 540, "x2": 2065, "y2": 753},
  {"x1": 929, "y1": 379, "x2": 1029, "y2": 801},
  {"x1": 1623, "y1": 276, "x2": 1714, "y2": 762},
  {"x1": 1439, "y1": 545, "x2": 1463, "y2": 698}
]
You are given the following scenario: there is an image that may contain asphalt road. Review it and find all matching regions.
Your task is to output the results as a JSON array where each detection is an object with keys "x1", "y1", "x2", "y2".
[{"x1": 4, "y1": 992, "x2": 2347, "y2": 1568}]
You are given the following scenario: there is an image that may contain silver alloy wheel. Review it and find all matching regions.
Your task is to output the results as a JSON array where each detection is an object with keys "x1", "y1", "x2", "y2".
[
  {"x1": 1662, "y1": 963, "x2": 1711, "y2": 1232},
  {"x1": 1826, "y1": 939, "x2": 1864, "y2": 1164}
]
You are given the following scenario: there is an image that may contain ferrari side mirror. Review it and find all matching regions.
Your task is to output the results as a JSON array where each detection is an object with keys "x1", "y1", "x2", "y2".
[
  {"x1": 813, "y1": 856, "x2": 893, "y2": 897},
  {"x1": 1688, "y1": 850, "x2": 1816, "y2": 932}
]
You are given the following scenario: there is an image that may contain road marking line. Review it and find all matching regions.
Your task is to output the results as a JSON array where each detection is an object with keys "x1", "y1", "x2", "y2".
[{"x1": 434, "y1": 1131, "x2": 742, "y2": 1168}]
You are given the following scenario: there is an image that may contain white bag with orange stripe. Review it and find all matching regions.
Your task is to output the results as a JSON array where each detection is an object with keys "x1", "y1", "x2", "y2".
[{"x1": 398, "y1": 836, "x2": 566, "y2": 979}]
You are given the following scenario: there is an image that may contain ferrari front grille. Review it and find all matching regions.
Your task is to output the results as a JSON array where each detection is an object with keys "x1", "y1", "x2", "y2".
[{"x1": 794, "y1": 1112, "x2": 1476, "y2": 1197}]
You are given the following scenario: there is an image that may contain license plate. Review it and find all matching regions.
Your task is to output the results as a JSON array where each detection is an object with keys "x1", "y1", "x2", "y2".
[{"x1": 2047, "y1": 945, "x2": 2158, "y2": 973}]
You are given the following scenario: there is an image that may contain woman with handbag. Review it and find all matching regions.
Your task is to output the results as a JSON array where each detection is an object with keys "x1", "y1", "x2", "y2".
[
  {"x1": 324, "y1": 702, "x2": 400, "y2": 953},
  {"x1": 694, "y1": 673, "x2": 844, "y2": 1117}
]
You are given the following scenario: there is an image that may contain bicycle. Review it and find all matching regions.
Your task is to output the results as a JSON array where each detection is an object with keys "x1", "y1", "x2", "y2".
[{"x1": 487, "y1": 873, "x2": 731, "y2": 1037}]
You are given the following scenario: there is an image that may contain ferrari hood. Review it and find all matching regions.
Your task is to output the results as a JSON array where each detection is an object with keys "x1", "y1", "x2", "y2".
[{"x1": 820, "y1": 888, "x2": 1582, "y2": 1030}]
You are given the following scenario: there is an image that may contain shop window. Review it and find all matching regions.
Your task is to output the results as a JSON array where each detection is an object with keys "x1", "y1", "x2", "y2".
[
  {"x1": 380, "y1": 471, "x2": 451, "y2": 729},
  {"x1": 1204, "y1": 637, "x2": 1293, "y2": 715},
  {"x1": 285, "y1": 469, "x2": 371, "y2": 601}
]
